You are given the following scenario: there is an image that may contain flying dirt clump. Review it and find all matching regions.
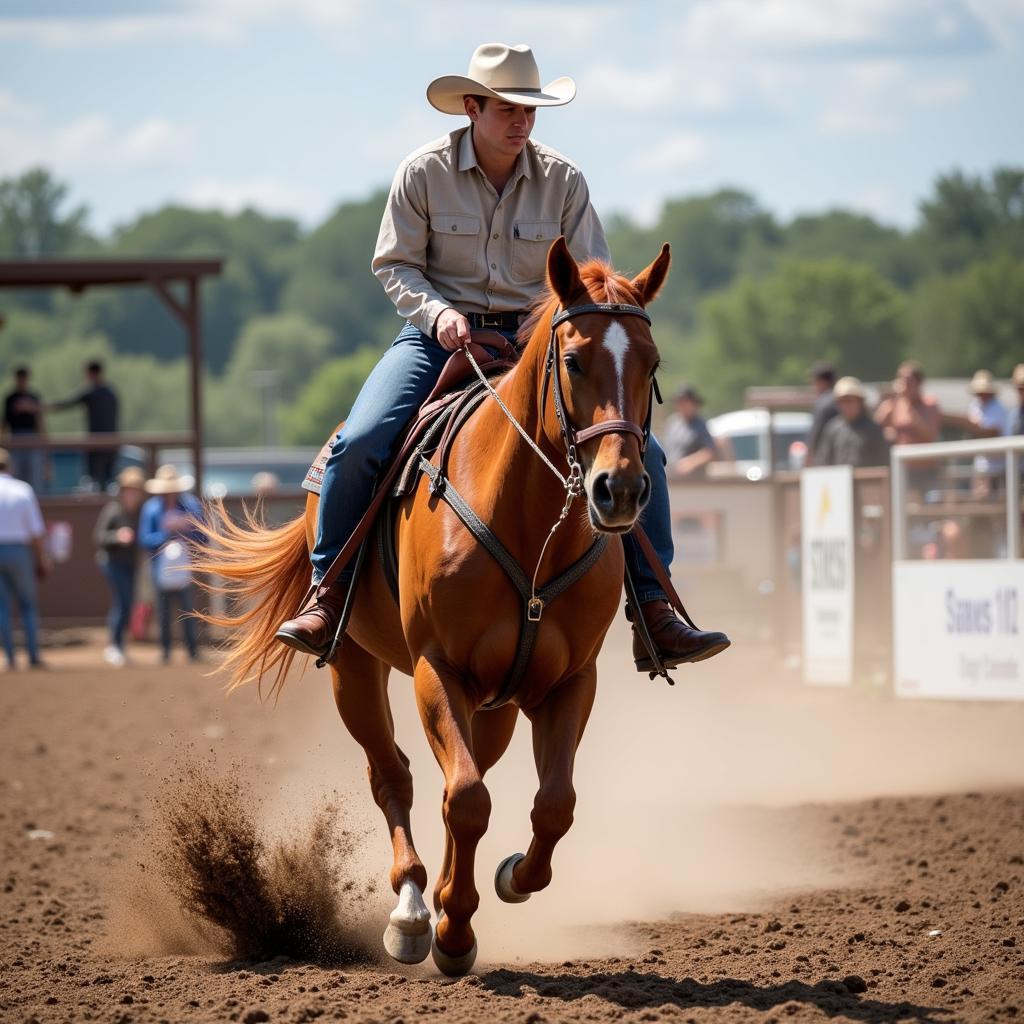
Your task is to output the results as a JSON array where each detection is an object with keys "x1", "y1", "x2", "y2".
[{"x1": 153, "y1": 761, "x2": 376, "y2": 964}]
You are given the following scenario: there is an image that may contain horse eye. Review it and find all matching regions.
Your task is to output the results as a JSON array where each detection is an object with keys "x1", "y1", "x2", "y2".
[{"x1": 563, "y1": 353, "x2": 583, "y2": 375}]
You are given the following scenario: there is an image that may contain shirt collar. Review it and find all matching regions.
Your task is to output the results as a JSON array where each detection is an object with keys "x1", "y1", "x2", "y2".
[{"x1": 458, "y1": 127, "x2": 533, "y2": 182}]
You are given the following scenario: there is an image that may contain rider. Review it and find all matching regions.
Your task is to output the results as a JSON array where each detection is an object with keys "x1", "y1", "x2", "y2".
[{"x1": 276, "y1": 43, "x2": 730, "y2": 671}]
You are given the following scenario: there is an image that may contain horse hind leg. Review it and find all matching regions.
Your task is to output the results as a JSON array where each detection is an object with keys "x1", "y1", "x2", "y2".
[
  {"x1": 496, "y1": 668, "x2": 596, "y2": 904},
  {"x1": 331, "y1": 643, "x2": 430, "y2": 964}
]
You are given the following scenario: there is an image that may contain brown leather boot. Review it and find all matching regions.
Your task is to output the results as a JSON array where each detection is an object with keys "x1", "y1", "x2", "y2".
[
  {"x1": 632, "y1": 599, "x2": 730, "y2": 673},
  {"x1": 275, "y1": 583, "x2": 349, "y2": 658}
]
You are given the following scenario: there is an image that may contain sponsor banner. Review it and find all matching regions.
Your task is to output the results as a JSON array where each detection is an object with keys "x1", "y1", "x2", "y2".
[
  {"x1": 894, "y1": 561, "x2": 1024, "y2": 701},
  {"x1": 801, "y1": 466, "x2": 854, "y2": 686}
]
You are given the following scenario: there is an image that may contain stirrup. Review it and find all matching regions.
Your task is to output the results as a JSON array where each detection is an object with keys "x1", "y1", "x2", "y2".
[
  {"x1": 623, "y1": 565, "x2": 673, "y2": 684},
  {"x1": 315, "y1": 538, "x2": 370, "y2": 669}
]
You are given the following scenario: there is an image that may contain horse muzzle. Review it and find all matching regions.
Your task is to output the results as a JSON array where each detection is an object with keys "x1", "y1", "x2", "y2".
[{"x1": 586, "y1": 469, "x2": 651, "y2": 533}]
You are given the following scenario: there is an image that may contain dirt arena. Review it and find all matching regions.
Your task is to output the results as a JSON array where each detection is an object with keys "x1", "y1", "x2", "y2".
[{"x1": 1, "y1": 621, "x2": 1022, "y2": 1024}]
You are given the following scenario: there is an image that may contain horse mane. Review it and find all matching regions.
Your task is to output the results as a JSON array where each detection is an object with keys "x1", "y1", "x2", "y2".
[{"x1": 516, "y1": 260, "x2": 643, "y2": 350}]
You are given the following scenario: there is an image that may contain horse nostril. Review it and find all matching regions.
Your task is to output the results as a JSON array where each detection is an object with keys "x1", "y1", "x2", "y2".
[
  {"x1": 591, "y1": 471, "x2": 614, "y2": 512},
  {"x1": 638, "y1": 473, "x2": 651, "y2": 508}
]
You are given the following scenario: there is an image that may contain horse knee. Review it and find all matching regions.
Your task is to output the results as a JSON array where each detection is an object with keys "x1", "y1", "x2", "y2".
[
  {"x1": 531, "y1": 784, "x2": 575, "y2": 842},
  {"x1": 443, "y1": 778, "x2": 491, "y2": 841}
]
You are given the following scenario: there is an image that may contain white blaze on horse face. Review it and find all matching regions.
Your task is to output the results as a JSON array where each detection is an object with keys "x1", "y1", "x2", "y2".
[{"x1": 602, "y1": 320, "x2": 631, "y2": 413}]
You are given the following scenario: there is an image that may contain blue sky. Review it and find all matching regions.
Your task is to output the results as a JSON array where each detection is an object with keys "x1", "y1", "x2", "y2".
[{"x1": 1, "y1": 0, "x2": 1022, "y2": 235}]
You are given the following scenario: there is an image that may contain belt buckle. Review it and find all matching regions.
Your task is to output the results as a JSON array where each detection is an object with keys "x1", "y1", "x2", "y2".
[{"x1": 479, "y1": 313, "x2": 503, "y2": 329}]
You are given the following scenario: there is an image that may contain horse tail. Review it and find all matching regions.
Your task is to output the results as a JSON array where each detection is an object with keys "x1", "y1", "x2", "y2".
[{"x1": 191, "y1": 498, "x2": 313, "y2": 697}]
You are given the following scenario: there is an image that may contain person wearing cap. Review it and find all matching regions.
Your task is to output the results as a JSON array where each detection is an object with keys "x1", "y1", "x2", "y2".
[
  {"x1": 1013, "y1": 364, "x2": 1024, "y2": 436},
  {"x1": 140, "y1": 465, "x2": 204, "y2": 663},
  {"x1": 816, "y1": 377, "x2": 889, "y2": 468},
  {"x1": 664, "y1": 386, "x2": 717, "y2": 479},
  {"x1": 94, "y1": 467, "x2": 147, "y2": 667},
  {"x1": 276, "y1": 42, "x2": 729, "y2": 671},
  {"x1": 805, "y1": 362, "x2": 838, "y2": 467},
  {"x1": 0, "y1": 446, "x2": 50, "y2": 669}
]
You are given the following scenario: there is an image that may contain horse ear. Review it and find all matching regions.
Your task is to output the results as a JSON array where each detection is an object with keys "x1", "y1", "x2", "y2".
[
  {"x1": 631, "y1": 243, "x2": 671, "y2": 306},
  {"x1": 547, "y1": 236, "x2": 583, "y2": 305}
]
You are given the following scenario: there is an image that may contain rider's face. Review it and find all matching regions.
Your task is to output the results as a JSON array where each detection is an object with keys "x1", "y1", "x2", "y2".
[{"x1": 468, "y1": 99, "x2": 536, "y2": 159}]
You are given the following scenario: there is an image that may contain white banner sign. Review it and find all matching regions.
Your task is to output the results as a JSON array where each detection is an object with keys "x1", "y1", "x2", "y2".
[
  {"x1": 894, "y1": 561, "x2": 1024, "y2": 700},
  {"x1": 801, "y1": 466, "x2": 854, "y2": 686}
]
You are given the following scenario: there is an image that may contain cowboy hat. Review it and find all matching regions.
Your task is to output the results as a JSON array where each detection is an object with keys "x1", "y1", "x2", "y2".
[
  {"x1": 427, "y1": 43, "x2": 575, "y2": 115},
  {"x1": 145, "y1": 464, "x2": 195, "y2": 495},
  {"x1": 833, "y1": 376, "x2": 866, "y2": 401},
  {"x1": 116, "y1": 466, "x2": 147, "y2": 491},
  {"x1": 969, "y1": 369, "x2": 996, "y2": 395}
]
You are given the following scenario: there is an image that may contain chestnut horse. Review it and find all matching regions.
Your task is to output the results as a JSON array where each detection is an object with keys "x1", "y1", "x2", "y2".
[{"x1": 194, "y1": 238, "x2": 670, "y2": 974}]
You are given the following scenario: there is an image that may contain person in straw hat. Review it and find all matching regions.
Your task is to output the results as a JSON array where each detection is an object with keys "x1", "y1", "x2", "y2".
[
  {"x1": 816, "y1": 377, "x2": 888, "y2": 468},
  {"x1": 276, "y1": 42, "x2": 729, "y2": 671},
  {"x1": 93, "y1": 466, "x2": 147, "y2": 667},
  {"x1": 140, "y1": 464, "x2": 204, "y2": 663},
  {"x1": 965, "y1": 369, "x2": 1009, "y2": 494}
]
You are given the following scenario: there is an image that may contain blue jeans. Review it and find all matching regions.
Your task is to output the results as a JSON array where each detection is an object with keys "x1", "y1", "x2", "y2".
[
  {"x1": 0, "y1": 543, "x2": 41, "y2": 665},
  {"x1": 312, "y1": 322, "x2": 673, "y2": 601},
  {"x1": 10, "y1": 445, "x2": 44, "y2": 495},
  {"x1": 102, "y1": 561, "x2": 136, "y2": 650},
  {"x1": 152, "y1": 575, "x2": 198, "y2": 659}
]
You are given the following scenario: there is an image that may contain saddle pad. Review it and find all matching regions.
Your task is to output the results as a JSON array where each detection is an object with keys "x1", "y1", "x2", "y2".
[{"x1": 302, "y1": 435, "x2": 335, "y2": 495}]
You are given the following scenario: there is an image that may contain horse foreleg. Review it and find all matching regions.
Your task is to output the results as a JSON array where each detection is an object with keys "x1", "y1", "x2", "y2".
[
  {"x1": 331, "y1": 643, "x2": 430, "y2": 964},
  {"x1": 432, "y1": 704, "x2": 518, "y2": 915},
  {"x1": 414, "y1": 655, "x2": 490, "y2": 975},
  {"x1": 495, "y1": 667, "x2": 596, "y2": 903}
]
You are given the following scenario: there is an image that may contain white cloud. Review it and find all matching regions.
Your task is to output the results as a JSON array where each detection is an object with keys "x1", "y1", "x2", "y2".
[
  {"x1": 579, "y1": 63, "x2": 733, "y2": 114},
  {"x1": 0, "y1": 0, "x2": 363, "y2": 47},
  {"x1": 907, "y1": 74, "x2": 970, "y2": 104},
  {"x1": 680, "y1": 0, "x2": 991, "y2": 56},
  {"x1": 179, "y1": 177, "x2": 326, "y2": 223},
  {"x1": 630, "y1": 133, "x2": 709, "y2": 173},
  {"x1": 0, "y1": 104, "x2": 192, "y2": 175},
  {"x1": 820, "y1": 107, "x2": 899, "y2": 135}
]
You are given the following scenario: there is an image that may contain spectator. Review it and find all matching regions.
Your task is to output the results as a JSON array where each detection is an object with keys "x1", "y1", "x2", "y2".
[
  {"x1": 2, "y1": 366, "x2": 47, "y2": 494},
  {"x1": 140, "y1": 464, "x2": 204, "y2": 664},
  {"x1": 805, "y1": 362, "x2": 838, "y2": 466},
  {"x1": 49, "y1": 361, "x2": 119, "y2": 490},
  {"x1": 1012, "y1": 364, "x2": 1024, "y2": 436},
  {"x1": 817, "y1": 377, "x2": 890, "y2": 468},
  {"x1": 966, "y1": 369, "x2": 1009, "y2": 496},
  {"x1": 0, "y1": 447, "x2": 50, "y2": 669},
  {"x1": 874, "y1": 360, "x2": 942, "y2": 446},
  {"x1": 94, "y1": 467, "x2": 146, "y2": 668},
  {"x1": 664, "y1": 386, "x2": 717, "y2": 479}
]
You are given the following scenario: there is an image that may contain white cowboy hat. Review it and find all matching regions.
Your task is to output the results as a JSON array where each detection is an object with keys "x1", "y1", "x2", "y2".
[
  {"x1": 833, "y1": 376, "x2": 866, "y2": 401},
  {"x1": 145, "y1": 463, "x2": 195, "y2": 495},
  {"x1": 969, "y1": 369, "x2": 996, "y2": 395},
  {"x1": 427, "y1": 43, "x2": 575, "y2": 115}
]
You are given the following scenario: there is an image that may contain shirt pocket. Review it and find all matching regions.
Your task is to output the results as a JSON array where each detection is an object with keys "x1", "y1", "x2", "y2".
[
  {"x1": 429, "y1": 213, "x2": 481, "y2": 276},
  {"x1": 511, "y1": 220, "x2": 561, "y2": 284}
]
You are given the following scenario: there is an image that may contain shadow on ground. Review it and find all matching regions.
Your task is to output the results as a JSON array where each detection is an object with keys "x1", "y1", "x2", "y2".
[{"x1": 481, "y1": 969, "x2": 951, "y2": 1022}]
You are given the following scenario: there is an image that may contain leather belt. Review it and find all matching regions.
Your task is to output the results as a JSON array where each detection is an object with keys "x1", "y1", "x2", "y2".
[{"x1": 465, "y1": 310, "x2": 527, "y2": 331}]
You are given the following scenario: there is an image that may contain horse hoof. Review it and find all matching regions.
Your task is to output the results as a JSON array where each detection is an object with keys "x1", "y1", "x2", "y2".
[
  {"x1": 383, "y1": 880, "x2": 432, "y2": 965},
  {"x1": 384, "y1": 921, "x2": 432, "y2": 965},
  {"x1": 494, "y1": 853, "x2": 530, "y2": 904},
  {"x1": 431, "y1": 913, "x2": 478, "y2": 976}
]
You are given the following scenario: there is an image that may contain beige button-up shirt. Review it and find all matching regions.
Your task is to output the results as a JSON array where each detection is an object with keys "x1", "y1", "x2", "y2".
[{"x1": 372, "y1": 126, "x2": 609, "y2": 336}]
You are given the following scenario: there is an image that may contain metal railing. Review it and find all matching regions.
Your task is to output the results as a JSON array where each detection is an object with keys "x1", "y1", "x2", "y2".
[{"x1": 891, "y1": 436, "x2": 1023, "y2": 561}]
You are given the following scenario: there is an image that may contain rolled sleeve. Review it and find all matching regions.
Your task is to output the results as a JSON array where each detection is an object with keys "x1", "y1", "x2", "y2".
[{"x1": 372, "y1": 161, "x2": 452, "y2": 336}]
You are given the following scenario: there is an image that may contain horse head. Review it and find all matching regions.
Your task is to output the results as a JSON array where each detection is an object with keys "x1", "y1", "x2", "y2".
[{"x1": 544, "y1": 237, "x2": 671, "y2": 534}]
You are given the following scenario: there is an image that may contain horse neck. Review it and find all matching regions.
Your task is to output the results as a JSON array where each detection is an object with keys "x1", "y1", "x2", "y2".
[{"x1": 460, "y1": 305, "x2": 581, "y2": 541}]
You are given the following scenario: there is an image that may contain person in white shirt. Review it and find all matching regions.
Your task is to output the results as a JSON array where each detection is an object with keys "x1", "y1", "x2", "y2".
[{"x1": 0, "y1": 447, "x2": 50, "y2": 668}]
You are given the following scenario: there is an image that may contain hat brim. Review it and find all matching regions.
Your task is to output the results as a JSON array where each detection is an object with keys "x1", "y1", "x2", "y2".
[
  {"x1": 427, "y1": 75, "x2": 575, "y2": 115},
  {"x1": 145, "y1": 474, "x2": 195, "y2": 495}
]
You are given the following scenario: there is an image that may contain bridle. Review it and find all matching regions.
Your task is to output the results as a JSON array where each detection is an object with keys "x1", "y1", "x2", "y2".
[
  {"x1": 463, "y1": 299, "x2": 662, "y2": 619},
  {"x1": 543, "y1": 301, "x2": 659, "y2": 472}
]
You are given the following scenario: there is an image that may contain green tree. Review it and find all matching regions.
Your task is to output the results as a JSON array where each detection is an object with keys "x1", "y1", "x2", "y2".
[
  {"x1": 690, "y1": 258, "x2": 910, "y2": 411},
  {"x1": 908, "y1": 253, "x2": 1024, "y2": 377},
  {"x1": 280, "y1": 348, "x2": 381, "y2": 445},
  {"x1": 0, "y1": 167, "x2": 93, "y2": 257},
  {"x1": 283, "y1": 191, "x2": 398, "y2": 355}
]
